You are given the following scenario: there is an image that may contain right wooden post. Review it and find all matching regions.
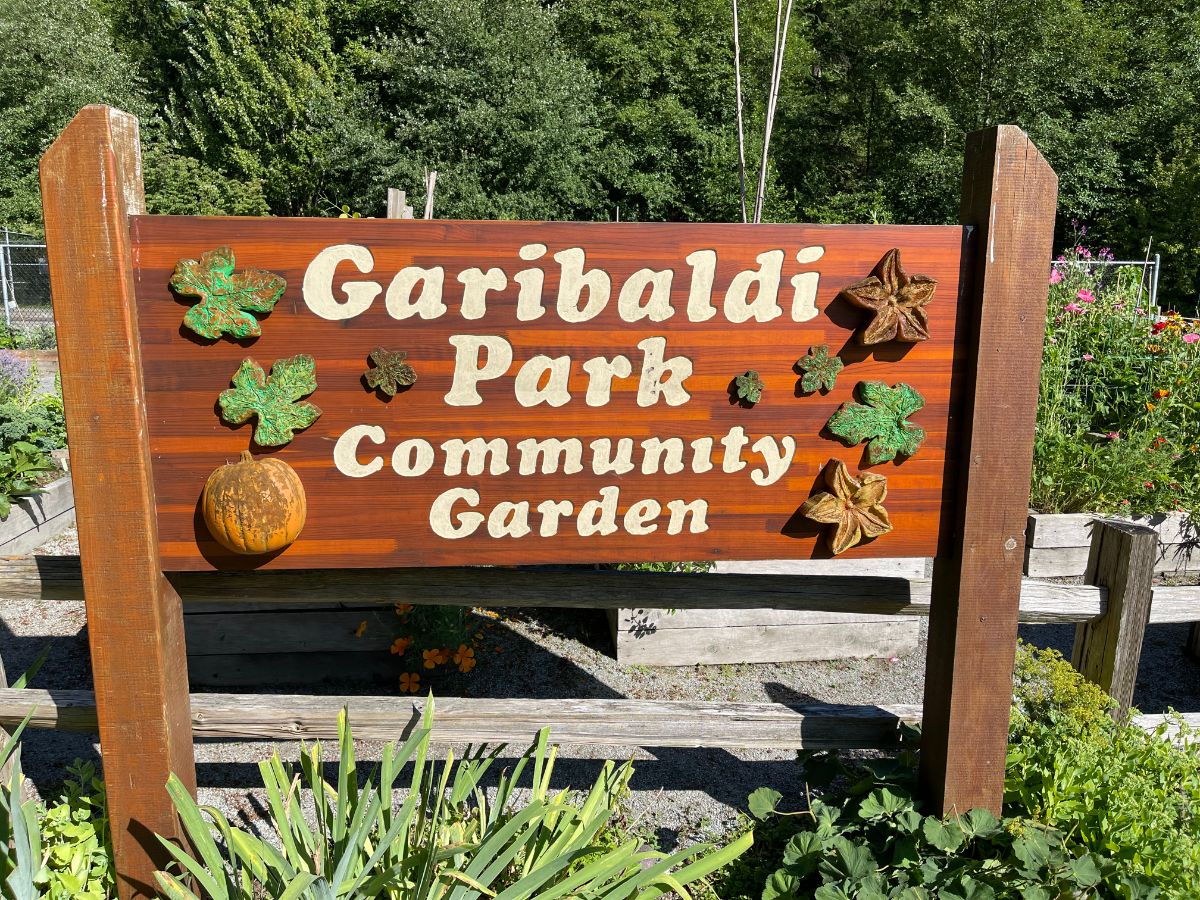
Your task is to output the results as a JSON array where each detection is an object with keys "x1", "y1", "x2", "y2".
[
  {"x1": 1072, "y1": 519, "x2": 1157, "y2": 718},
  {"x1": 920, "y1": 126, "x2": 1058, "y2": 815}
]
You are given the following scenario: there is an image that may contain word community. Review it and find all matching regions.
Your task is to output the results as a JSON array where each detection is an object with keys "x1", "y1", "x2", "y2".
[{"x1": 334, "y1": 426, "x2": 800, "y2": 540}]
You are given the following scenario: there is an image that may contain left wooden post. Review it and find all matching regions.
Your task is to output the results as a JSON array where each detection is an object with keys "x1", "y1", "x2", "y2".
[{"x1": 40, "y1": 105, "x2": 195, "y2": 899}]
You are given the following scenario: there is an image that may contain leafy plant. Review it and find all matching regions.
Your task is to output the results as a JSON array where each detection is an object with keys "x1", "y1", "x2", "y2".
[
  {"x1": 35, "y1": 760, "x2": 114, "y2": 900},
  {"x1": 0, "y1": 440, "x2": 57, "y2": 520},
  {"x1": 0, "y1": 713, "x2": 43, "y2": 900},
  {"x1": 156, "y1": 700, "x2": 751, "y2": 899},
  {"x1": 0, "y1": 352, "x2": 33, "y2": 404},
  {"x1": 0, "y1": 396, "x2": 67, "y2": 456}
]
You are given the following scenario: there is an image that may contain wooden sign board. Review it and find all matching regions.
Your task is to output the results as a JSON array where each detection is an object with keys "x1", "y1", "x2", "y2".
[
  {"x1": 135, "y1": 219, "x2": 967, "y2": 570},
  {"x1": 41, "y1": 106, "x2": 1057, "y2": 899}
]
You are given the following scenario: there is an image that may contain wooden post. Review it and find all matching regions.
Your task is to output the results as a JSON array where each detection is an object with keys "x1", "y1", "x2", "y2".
[
  {"x1": 40, "y1": 106, "x2": 195, "y2": 899},
  {"x1": 387, "y1": 187, "x2": 413, "y2": 219},
  {"x1": 1072, "y1": 520, "x2": 1157, "y2": 717},
  {"x1": 919, "y1": 125, "x2": 1058, "y2": 815}
]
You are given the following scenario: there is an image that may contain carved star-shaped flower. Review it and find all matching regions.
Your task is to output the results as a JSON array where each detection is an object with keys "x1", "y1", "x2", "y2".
[
  {"x1": 364, "y1": 348, "x2": 417, "y2": 397},
  {"x1": 839, "y1": 248, "x2": 936, "y2": 345},
  {"x1": 734, "y1": 371, "x2": 765, "y2": 404},
  {"x1": 796, "y1": 345, "x2": 844, "y2": 393},
  {"x1": 801, "y1": 458, "x2": 893, "y2": 555},
  {"x1": 171, "y1": 246, "x2": 286, "y2": 340},
  {"x1": 218, "y1": 354, "x2": 322, "y2": 447},
  {"x1": 826, "y1": 381, "x2": 926, "y2": 464}
]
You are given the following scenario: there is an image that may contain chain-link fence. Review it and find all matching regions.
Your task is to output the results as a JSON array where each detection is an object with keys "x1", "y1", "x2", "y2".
[{"x1": 0, "y1": 228, "x2": 55, "y2": 342}]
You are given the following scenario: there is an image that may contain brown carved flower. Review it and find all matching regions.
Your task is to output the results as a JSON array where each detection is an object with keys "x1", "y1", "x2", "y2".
[
  {"x1": 839, "y1": 248, "x2": 936, "y2": 345},
  {"x1": 801, "y1": 459, "x2": 893, "y2": 555}
]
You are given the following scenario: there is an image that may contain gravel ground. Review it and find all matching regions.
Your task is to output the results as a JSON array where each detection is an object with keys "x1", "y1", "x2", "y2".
[{"x1": 4, "y1": 525, "x2": 1198, "y2": 849}]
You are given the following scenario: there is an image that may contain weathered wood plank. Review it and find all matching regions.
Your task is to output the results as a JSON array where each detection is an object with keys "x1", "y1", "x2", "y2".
[
  {"x1": 921, "y1": 125, "x2": 1058, "y2": 816},
  {"x1": 40, "y1": 105, "x2": 194, "y2": 898},
  {"x1": 0, "y1": 687, "x2": 918, "y2": 749},
  {"x1": 611, "y1": 620, "x2": 920, "y2": 666},
  {"x1": 1145, "y1": 586, "x2": 1200, "y2": 625},
  {"x1": 1072, "y1": 521, "x2": 1158, "y2": 717},
  {"x1": 1027, "y1": 510, "x2": 1199, "y2": 549},
  {"x1": 712, "y1": 558, "x2": 927, "y2": 577},
  {"x1": 0, "y1": 556, "x2": 1109, "y2": 622},
  {"x1": 0, "y1": 687, "x2": 1186, "y2": 748},
  {"x1": 1026, "y1": 544, "x2": 1197, "y2": 578}
]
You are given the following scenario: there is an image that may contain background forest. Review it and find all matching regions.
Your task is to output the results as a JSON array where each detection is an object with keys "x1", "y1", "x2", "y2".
[{"x1": 1, "y1": 0, "x2": 1198, "y2": 306}]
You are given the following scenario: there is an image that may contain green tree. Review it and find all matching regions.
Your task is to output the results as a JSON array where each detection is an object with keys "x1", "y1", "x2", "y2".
[{"x1": 330, "y1": 0, "x2": 605, "y2": 220}]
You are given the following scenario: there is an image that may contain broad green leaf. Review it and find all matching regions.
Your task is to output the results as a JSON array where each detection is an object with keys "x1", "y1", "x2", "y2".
[
  {"x1": 819, "y1": 836, "x2": 877, "y2": 882},
  {"x1": 922, "y1": 818, "x2": 965, "y2": 853},
  {"x1": 748, "y1": 787, "x2": 783, "y2": 820}
]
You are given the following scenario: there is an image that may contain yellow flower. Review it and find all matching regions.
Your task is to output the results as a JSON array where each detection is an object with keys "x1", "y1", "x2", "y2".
[
  {"x1": 390, "y1": 636, "x2": 412, "y2": 656},
  {"x1": 354, "y1": 620, "x2": 368, "y2": 638},
  {"x1": 394, "y1": 603, "x2": 413, "y2": 616},
  {"x1": 399, "y1": 672, "x2": 421, "y2": 693},
  {"x1": 1146, "y1": 401, "x2": 1157, "y2": 411}
]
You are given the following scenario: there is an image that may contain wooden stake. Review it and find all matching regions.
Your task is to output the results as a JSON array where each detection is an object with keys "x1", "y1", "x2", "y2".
[
  {"x1": 424, "y1": 170, "x2": 438, "y2": 220},
  {"x1": 752, "y1": 0, "x2": 792, "y2": 223},
  {"x1": 40, "y1": 106, "x2": 195, "y2": 899},
  {"x1": 731, "y1": 0, "x2": 748, "y2": 223},
  {"x1": 1072, "y1": 520, "x2": 1157, "y2": 717},
  {"x1": 919, "y1": 125, "x2": 1057, "y2": 816}
]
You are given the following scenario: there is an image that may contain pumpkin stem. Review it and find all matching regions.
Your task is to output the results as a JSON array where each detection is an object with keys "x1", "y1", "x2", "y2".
[{"x1": 239, "y1": 450, "x2": 254, "y2": 464}]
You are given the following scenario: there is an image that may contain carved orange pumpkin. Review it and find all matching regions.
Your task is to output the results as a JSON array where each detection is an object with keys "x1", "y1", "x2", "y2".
[{"x1": 202, "y1": 451, "x2": 306, "y2": 554}]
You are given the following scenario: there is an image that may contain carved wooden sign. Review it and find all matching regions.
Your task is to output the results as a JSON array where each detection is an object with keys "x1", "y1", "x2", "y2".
[{"x1": 133, "y1": 218, "x2": 967, "y2": 570}]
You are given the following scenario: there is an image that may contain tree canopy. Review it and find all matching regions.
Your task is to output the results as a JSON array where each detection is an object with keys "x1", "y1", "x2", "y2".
[{"x1": 2, "y1": 0, "x2": 1198, "y2": 303}]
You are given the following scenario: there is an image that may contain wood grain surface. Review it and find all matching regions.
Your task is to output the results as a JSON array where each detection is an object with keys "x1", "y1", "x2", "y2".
[{"x1": 131, "y1": 218, "x2": 969, "y2": 570}]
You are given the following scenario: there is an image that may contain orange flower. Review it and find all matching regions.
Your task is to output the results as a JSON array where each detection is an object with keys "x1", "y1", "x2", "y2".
[
  {"x1": 1146, "y1": 402, "x2": 1157, "y2": 411},
  {"x1": 423, "y1": 648, "x2": 441, "y2": 669},
  {"x1": 354, "y1": 620, "x2": 368, "y2": 638},
  {"x1": 390, "y1": 636, "x2": 412, "y2": 656},
  {"x1": 394, "y1": 603, "x2": 413, "y2": 616},
  {"x1": 453, "y1": 644, "x2": 476, "y2": 672},
  {"x1": 399, "y1": 672, "x2": 421, "y2": 693},
  {"x1": 1153, "y1": 388, "x2": 1170, "y2": 399}
]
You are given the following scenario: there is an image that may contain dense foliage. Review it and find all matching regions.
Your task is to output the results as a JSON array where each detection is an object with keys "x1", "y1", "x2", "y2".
[
  {"x1": 0, "y1": 348, "x2": 67, "y2": 518},
  {"x1": 717, "y1": 643, "x2": 1200, "y2": 899},
  {"x1": 2, "y1": 0, "x2": 1199, "y2": 303},
  {"x1": 1032, "y1": 241, "x2": 1200, "y2": 513}
]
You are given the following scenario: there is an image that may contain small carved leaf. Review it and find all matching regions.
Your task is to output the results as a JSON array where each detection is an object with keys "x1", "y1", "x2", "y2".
[
  {"x1": 218, "y1": 354, "x2": 322, "y2": 448},
  {"x1": 839, "y1": 248, "x2": 936, "y2": 345},
  {"x1": 826, "y1": 382, "x2": 926, "y2": 464},
  {"x1": 800, "y1": 459, "x2": 893, "y2": 555},
  {"x1": 171, "y1": 246, "x2": 286, "y2": 340},
  {"x1": 364, "y1": 348, "x2": 418, "y2": 397},
  {"x1": 735, "y1": 371, "x2": 765, "y2": 404},
  {"x1": 797, "y1": 345, "x2": 844, "y2": 393}
]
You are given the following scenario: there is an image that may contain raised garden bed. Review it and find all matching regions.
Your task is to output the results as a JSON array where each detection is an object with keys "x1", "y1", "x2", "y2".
[
  {"x1": 1025, "y1": 510, "x2": 1198, "y2": 578},
  {"x1": 0, "y1": 475, "x2": 74, "y2": 557}
]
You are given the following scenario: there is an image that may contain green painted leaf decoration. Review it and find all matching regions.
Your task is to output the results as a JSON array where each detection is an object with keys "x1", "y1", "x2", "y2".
[
  {"x1": 218, "y1": 355, "x2": 322, "y2": 448},
  {"x1": 797, "y1": 344, "x2": 844, "y2": 393},
  {"x1": 734, "y1": 370, "x2": 765, "y2": 404},
  {"x1": 826, "y1": 381, "x2": 926, "y2": 464},
  {"x1": 171, "y1": 246, "x2": 286, "y2": 340},
  {"x1": 364, "y1": 348, "x2": 417, "y2": 397}
]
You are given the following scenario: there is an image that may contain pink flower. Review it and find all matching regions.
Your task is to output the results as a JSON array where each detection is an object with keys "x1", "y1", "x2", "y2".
[
  {"x1": 1183, "y1": 333, "x2": 1200, "y2": 344},
  {"x1": 1064, "y1": 303, "x2": 1084, "y2": 314},
  {"x1": 1082, "y1": 353, "x2": 1094, "y2": 361},
  {"x1": 1106, "y1": 432, "x2": 1120, "y2": 440},
  {"x1": 1049, "y1": 268, "x2": 1063, "y2": 284},
  {"x1": 1076, "y1": 288, "x2": 1095, "y2": 303}
]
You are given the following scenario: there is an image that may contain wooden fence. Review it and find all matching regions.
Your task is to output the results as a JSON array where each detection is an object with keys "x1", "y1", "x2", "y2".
[{"x1": 0, "y1": 518, "x2": 1195, "y2": 747}]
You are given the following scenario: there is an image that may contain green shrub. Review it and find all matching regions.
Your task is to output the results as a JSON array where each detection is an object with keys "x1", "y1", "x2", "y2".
[
  {"x1": 155, "y1": 701, "x2": 751, "y2": 899},
  {"x1": 35, "y1": 760, "x2": 114, "y2": 900},
  {"x1": 1032, "y1": 242, "x2": 1200, "y2": 514},
  {"x1": 726, "y1": 643, "x2": 1200, "y2": 899},
  {"x1": 0, "y1": 395, "x2": 67, "y2": 456},
  {"x1": 0, "y1": 439, "x2": 57, "y2": 520}
]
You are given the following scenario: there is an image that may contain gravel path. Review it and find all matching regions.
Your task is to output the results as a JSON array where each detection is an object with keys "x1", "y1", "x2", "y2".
[{"x1": 3, "y1": 526, "x2": 1197, "y2": 848}]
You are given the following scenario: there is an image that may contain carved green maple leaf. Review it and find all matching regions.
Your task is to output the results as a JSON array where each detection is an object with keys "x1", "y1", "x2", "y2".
[
  {"x1": 171, "y1": 246, "x2": 286, "y2": 340},
  {"x1": 218, "y1": 355, "x2": 322, "y2": 447},
  {"x1": 364, "y1": 347, "x2": 417, "y2": 397},
  {"x1": 735, "y1": 370, "x2": 765, "y2": 404},
  {"x1": 797, "y1": 345, "x2": 844, "y2": 393},
  {"x1": 826, "y1": 381, "x2": 926, "y2": 464}
]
